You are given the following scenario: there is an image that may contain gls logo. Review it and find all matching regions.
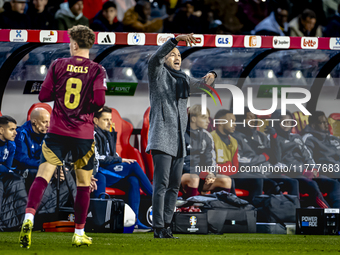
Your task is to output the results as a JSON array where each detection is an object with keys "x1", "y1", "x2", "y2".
[
  {"x1": 127, "y1": 33, "x2": 145, "y2": 45},
  {"x1": 215, "y1": 35, "x2": 233, "y2": 47},
  {"x1": 39, "y1": 31, "x2": 58, "y2": 43}
]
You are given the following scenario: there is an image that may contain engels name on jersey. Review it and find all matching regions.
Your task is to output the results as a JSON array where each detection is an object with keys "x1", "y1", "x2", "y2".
[{"x1": 66, "y1": 64, "x2": 89, "y2": 73}]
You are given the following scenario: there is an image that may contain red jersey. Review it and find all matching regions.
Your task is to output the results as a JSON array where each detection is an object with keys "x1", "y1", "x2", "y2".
[{"x1": 39, "y1": 56, "x2": 107, "y2": 139}]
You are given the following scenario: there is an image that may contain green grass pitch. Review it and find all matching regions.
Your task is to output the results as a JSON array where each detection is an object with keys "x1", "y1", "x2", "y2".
[{"x1": 1, "y1": 232, "x2": 340, "y2": 255}]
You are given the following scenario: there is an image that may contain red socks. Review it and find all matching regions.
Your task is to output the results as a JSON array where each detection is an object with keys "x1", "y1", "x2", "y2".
[
  {"x1": 184, "y1": 187, "x2": 199, "y2": 199},
  {"x1": 74, "y1": 186, "x2": 90, "y2": 229},
  {"x1": 26, "y1": 177, "x2": 48, "y2": 215}
]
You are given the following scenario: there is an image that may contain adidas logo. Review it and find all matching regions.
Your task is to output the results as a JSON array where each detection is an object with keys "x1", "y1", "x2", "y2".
[
  {"x1": 98, "y1": 32, "x2": 116, "y2": 45},
  {"x1": 101, "y1": 35, "x2": 112, "y2": 43}
]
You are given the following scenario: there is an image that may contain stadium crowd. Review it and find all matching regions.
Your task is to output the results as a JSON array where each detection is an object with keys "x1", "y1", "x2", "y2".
[{"x1": 1, "y1": 0, "x2": 340, "y2": 37}]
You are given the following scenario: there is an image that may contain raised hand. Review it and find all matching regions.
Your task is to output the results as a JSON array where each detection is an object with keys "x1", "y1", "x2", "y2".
[{"x1": 175, "y1": 33, "x2": 197, "y2": 47}]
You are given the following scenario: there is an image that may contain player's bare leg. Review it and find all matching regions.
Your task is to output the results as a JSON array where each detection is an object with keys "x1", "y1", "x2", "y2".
[
  {"x1": 72, "y1": 168, "x2": 93, "y2": 247},
  {"x1": 19, "y1": 162, "x2": 56, "y2": 249}
]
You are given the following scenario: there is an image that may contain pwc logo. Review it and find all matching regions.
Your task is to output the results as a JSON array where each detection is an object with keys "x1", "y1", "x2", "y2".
[
  {"x1": 215, "y1": 35, "x2": 233, "y2": 47},
  {"x1": 301, "y1": 37, "x2": 318, "y2": 49},
  {"x1": 39, "y1": 30, "x2": 58, "y2": 43},
  {"x1": 244, "y1": 35, "x2": 261, "y2": 48},
  {"x1": 157, "y1": 33, "x2": 174, "y2": 45}
]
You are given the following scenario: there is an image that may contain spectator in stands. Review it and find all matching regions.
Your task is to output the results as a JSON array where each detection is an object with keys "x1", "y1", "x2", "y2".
[
  {"x1": 323, "y1": 0, "x2": 340, "y2": 19},
  {"x1": 271, "y1": 110, "x2": 340, "y2": 208},
  {"x1": 91, "y1": 1, "x2": 123, "y2": 32},
  {"x1": 232, "y1": 108, "x2": 299, "y2": 196},
  {"x1": 115, "y1": 0, "x2": 136, "y2": 22},
  {"x1": 55, "y1": 0, "x2": 89, "y2": 30},
  {"x1": 13, "y1": 108, "x2": 50, "y2": 192},
  {"x1": 0, "y1": 0, "x2": 31, "y2": 29},
  {"x1": 0, "y1": 115, "x2": 28, "y2": 231},
  {"x1": 323, "y1": 3, "x2": 340, "y2": 37},
  {"x1": 168, "y1": 0, "x2": 202, "y2": 33},
  {"x1": 290, "y1": 0, "x2": 326, "y2": 26},
  {"x1": 302, "y1": 111, "x2": 340, "y2": 175},
  {"x1": 204, "y1": 0, "x2": 243, "y2": 34},
  {"x1": 27, "y1": 0, "x2": 55, "y2": 30},
  {"x1": 211, "y1": 109, "x2": 262, "y2": 203},
  {"x1": 123, "y1": 0, "x2": 163, "y2": 32},
  {"x1": 237, "y1": 0, "x2": 269, "y2": 33},
  {"x1": 289, "y1": 9, "x2": 322, "y2": 37},
  {"x1": 93, "y1": 106, "x2": 153, "y2": 230},
  {"x1": 181, "y1": 105, "x2": 233, "y2": 199},
  {"x1": 252, "y1": 0, "x2": 290, "y2": 36}
]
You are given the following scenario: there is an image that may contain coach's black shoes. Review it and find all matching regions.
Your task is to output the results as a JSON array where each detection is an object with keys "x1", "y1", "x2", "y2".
[
  {"x1": 154, "y1": 227, "x2": 179, "y2": 239},
  {"x1": 165, "y1": 227, "x2": 179, "y2": 239},
  {"x1": 154, "y1": 228, "x2": 166, "y2": 238}
]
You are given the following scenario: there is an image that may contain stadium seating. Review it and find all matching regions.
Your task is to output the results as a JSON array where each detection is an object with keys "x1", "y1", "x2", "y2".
[
  {"x1": 328, "y1": 113, "x2": 340, "y2": 138},
  {"x1": 27, "y1": 103, "x2": 52, "y2": 121},
  {"x1": 140, "y1": 107, "x2": 154, "y2": 182},
  {"x1": 105, "y1": 108, "x2": 146, "y2": 196}
]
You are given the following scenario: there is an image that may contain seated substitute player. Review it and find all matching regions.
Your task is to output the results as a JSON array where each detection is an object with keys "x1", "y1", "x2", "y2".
[
  {"x1": 13, "y1": 108, "x2": 50, "y2": 192},
  {"x1": 211, "y1": 109, "x2": 263, "y2": 203},
  {"x1": 302, "y1": 111, "x2": 340, "y2": 177},
  {"x1": 19, "y1": 25, "x2": 107, "y2": 249},
  {"x1": 271, "y1": 110, "x2": 340, "y2": 208},
  {"x1": 181, "y1": 105, "x2": 233, "y2": 198},
  {"x1": 232, "y1": 107, "x2": 299, "y2": 196},
  {"x1": 0, "y1": 116, "x2": 17, "y2": 176},
  {"x1": 93, "y1": 106, "x2": 153, "y2": 230},
  {"x1": 0, "y1": 116, "x2": 28, "y2": 230}
]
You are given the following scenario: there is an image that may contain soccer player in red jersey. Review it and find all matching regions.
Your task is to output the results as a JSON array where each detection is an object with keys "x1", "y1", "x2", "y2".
[{"x1": 19, "y1": 25, "x2": 107, "y2": 248}]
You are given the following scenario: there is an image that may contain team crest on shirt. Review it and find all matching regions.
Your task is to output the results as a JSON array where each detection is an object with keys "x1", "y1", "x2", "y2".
[{"x1": 3, "y1": 148, "x2": 9, "y2": 161}]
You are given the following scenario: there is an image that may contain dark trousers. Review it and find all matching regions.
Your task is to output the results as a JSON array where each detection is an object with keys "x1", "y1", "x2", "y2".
[{"x1": 152, "y1": 151, "x2": 183, "y2": 228}]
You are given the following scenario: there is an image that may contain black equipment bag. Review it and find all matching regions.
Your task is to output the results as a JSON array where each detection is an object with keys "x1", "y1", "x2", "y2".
[
  {"x1": 172, "y1": 212, "x2": 208, "y2": 234},
  {"x1": 85, "y1": 196, "x2": 125, "y2": 233},
  {"x1": 173, "y1": 192, "x2": 257, "y2": 234},
  {"x1": 253, "y1": 194, "x2": 300, "y2": 225},
  {"x1": 203, "y1": 199, "x2": 257, "y2": 233}
]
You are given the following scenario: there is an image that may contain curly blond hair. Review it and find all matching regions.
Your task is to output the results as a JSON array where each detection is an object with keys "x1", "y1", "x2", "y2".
[{"x1": 68, "y1": 25, "x2": 95, "y2": 49}]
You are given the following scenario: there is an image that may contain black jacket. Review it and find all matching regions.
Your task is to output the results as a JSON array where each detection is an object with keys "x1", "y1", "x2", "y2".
[
  {"x1": 232, "y1": 130, "x2": 269, "y2": 166},
  {"x1": 0, "y1": 172, "x2": 27, "y2": 231},
  {"x1": 27, "y1": 7, "x2": 55, "y2": 30},
  {"x1": 302, "y1": 125, "x2": 340, "y2": 166},
  {"x1": 0, "y1": 10, "x2": 31, "y2": 29},
  {"x1": 183, "y1": 127, "x2": 216, "y2": 175},
  {"x1": 90, "y1": 11, "x2": 124, "y2": 32},
  {"x1": 94, "y1": 126, "x2": 122, "y2": 170},
  {"x1": 271, "y1": 131, "x2": 315, "y2": 176}
]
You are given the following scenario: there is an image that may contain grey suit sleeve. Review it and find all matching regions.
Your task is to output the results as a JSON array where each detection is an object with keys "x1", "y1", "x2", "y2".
[{"x1": 148, "y1": 39, "x2": 178, "y2": 80}]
